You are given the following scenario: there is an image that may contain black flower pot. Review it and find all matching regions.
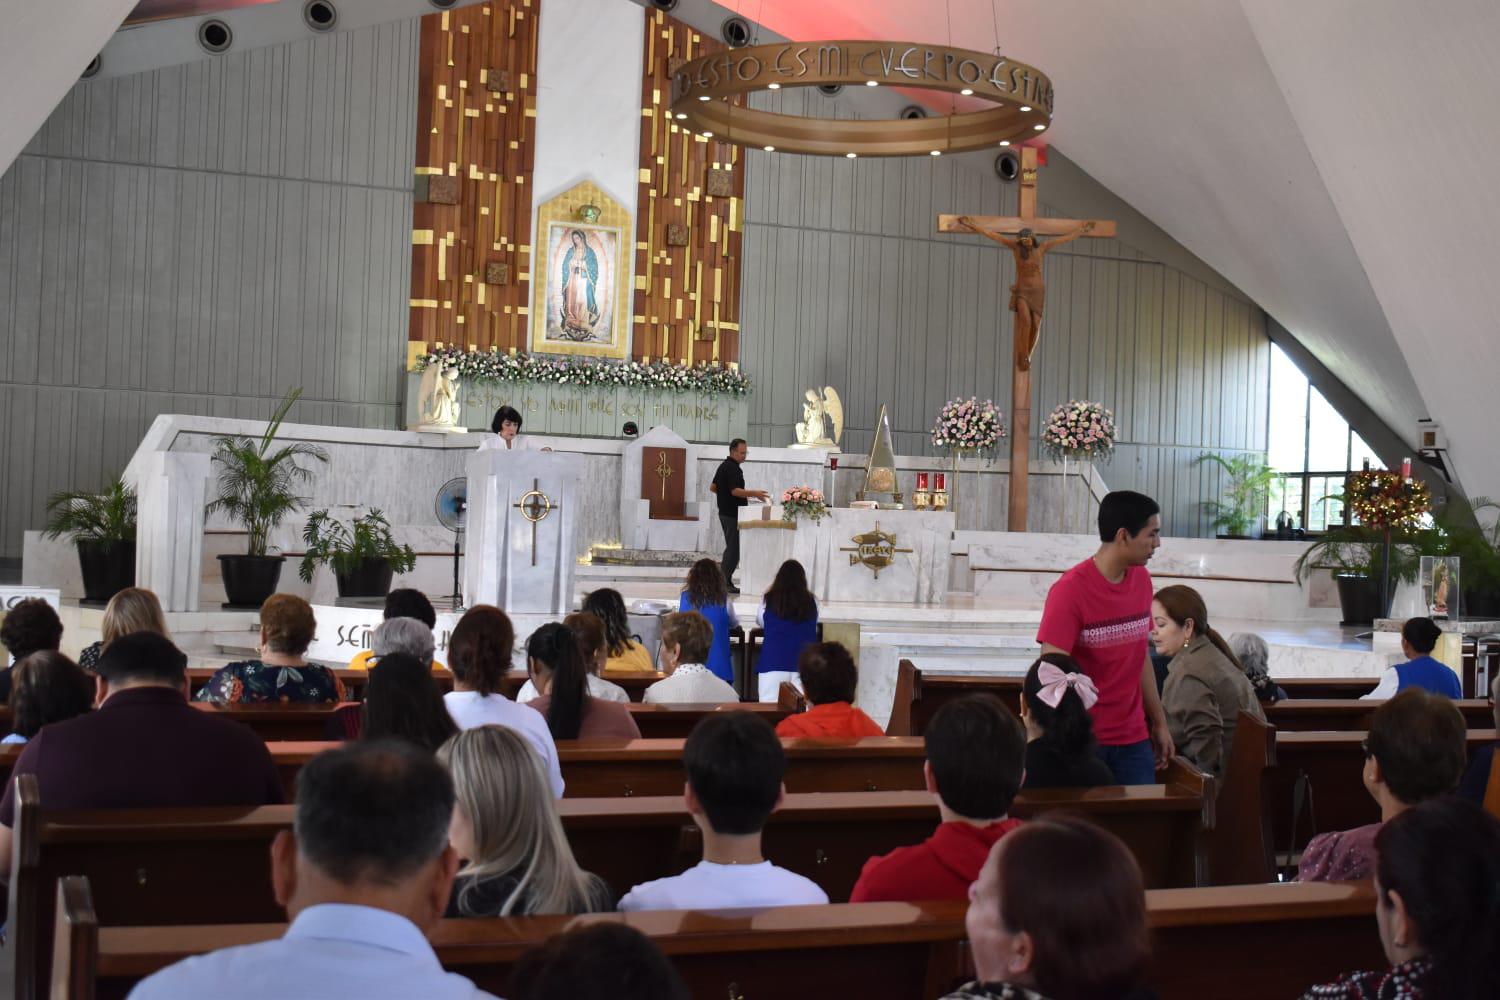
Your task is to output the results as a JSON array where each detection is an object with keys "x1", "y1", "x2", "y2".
[
  {"x1": 1335, "y1": 573, "x2": 1393, "y2": 626},
  {"x1": 334, "y1": 558, "x2": 395, "y2": 599},
  {"x1": 76, "y1": 540, "x2": 135, "y2": 606},
  {"x1": 1462, "y1": 586, "x2": 1500, "y2": 619},
  {"x1": 219, "y1": 554, "x2": 285, "y2": 610}
]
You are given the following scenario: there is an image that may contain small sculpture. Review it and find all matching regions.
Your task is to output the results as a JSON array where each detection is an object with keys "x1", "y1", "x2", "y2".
[
  {"x1": 793, "y1": 387, "x2": 844, "y2": 449},
  {"x1": 417, "y1": 366, "x2": 466, "y2": 433}
]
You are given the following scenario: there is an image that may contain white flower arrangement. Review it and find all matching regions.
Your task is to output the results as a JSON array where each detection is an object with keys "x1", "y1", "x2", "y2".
[
  {"x1": 931, "y1": 397, "x2": 1005, "y2": 453},
  {"x1": 413, "y1": 347, "x2": 752, "y2": 398},
  {"x1": 780, "y1": 485, "x2": 829, "y2": 524},
  {"x1": 1041, "y1": 399, "x2": 1117, "y2": 462}
]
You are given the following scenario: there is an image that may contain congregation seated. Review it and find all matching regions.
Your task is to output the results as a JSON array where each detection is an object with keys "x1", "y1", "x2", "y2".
[
  {"x1": 438, "y1": 725, "x2": 612, "y2": 917},
  {"x1": 0, "y1": 631, "x2": 282, "y2": 876},
  {"x1": 773, "y1": 641, "x2": 882, "y2": 739},
  {"x1": 619, "y1": 711, "x2": 827, "y2": 910},
  {"x1": 1151, "y1": 584, "x2": 1265, "y2": 779},
  {"x1": 77, "y1": 586, "x2": 170, "y2": 673},
  {"x1": 1299, "y1": 688, "x2": 1466, "y2": 881},
  {"x1": 946, "y1": 815, "x2": 1151, "y2": 1000},
  {"x1": 195, "y1": 594, "x2": 344, "y2": 704},
  {"x1": 643, "y1": 611, "x2": 739, "y2": 704},
  {"x1": 0, "y1": 596, "x2": 63, "y2": 702},
  {"x1": 1361, "y1": 617, "x2": 1462, "y2": 701},
  {"x1": 346, "y1": 588, "x2": 447, "y2": 672},
  {"x1": 1019, "y1": 654, "x2": 1114, "y2": 789},
  {"x1": 851, "y1": 693, "x2": 1024, "y2": 903},
  {"x1": 3, "y1": 650, "x2": 93, "y2": 745},
  {"x1": 508, "y1": 924, "x2": 687, "y2": 1000},
  {"x1": 1456, "y1": 672, "x2": 1500, "y2": 816},
  {"x1": 754, "y1": 558, "x2": 820, "y2": 701},
  {"x1": 127, "y1": 740, "x2": 499, "y2": 999},
  {"x1": 443, "y1": 606, "x2": 564, "y2": 797},
  {"x1": 678, "y1": 558, "x2": 738, "y2": 686},
  {"x1": 581, "y1": 587, "x2": 655, "y2": 673},
  {"x1": 526, "y1": 622, "x2": 641, "y2": 742},
  {"x1": 1227, "y1": 631, "x2": 1287, "y2": 703},
  {"x1": 517, "y1": 612, "x2": 629, "y2": 703},
  {"x1": 1299, "y1": 797, "x2": 1500, "y2": 1000},
  {"x1": 361, "y1": 652, "x2": 457, "y2": 753}
]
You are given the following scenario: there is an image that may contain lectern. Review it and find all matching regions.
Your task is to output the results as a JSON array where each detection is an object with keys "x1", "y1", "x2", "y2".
[{"x1": 463, "y1": 448, "x2": 583, "y2": 613}]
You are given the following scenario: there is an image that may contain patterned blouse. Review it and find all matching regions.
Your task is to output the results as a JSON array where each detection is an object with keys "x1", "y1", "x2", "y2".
[
  {"x1": 193, "y1": 660, "x2": 345, "y2": 705},
  {"x1": 941, "y1": 984, "x2": 1048, "y2": 1000},
  {"x1": 78, "y1": 641, "x2": 103, "y2": 673},
  {"x1": 1299, "y1": 958, "x2": 1433, "y2": 998},
  {"x1": 1297, "y1": 822, "x2": 1381, "y2": 882}
]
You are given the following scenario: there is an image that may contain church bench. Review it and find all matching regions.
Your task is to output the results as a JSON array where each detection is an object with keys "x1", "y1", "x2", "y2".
[
  {"x1": 1264, "y1": 698, "x2": 1493, "y2": 731},
  {"x1": 1276, "y1": 677, "x2": 1378, "y2": 699},
  {"x1": 66, "y1": 881, "x2": 1382, "y2": 1000}
]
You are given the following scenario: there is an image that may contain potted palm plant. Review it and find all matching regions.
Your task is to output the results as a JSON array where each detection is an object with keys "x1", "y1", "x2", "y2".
[
  {"x1": 1293, "y1": 524, "x2": 1434, "y2": 625},
  {"x1": 298, "y1": 508, "x2": 417, "y2": 598},
  {"x1": 208, "y1": 389, "x2": 328, "y2": 608},
  {"x1": 1194, "y1": 452, "x2": 1277, "y2": 538},
  {"x1": 42, "y1": 479, "x2": 137, "y2": 605}
]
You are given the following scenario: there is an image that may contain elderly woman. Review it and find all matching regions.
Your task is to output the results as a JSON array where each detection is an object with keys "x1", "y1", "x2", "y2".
[
  {"x1": 195, "y1": 594, "x2": 344, "y2": 704},
  {"x1": 1226, "y1": 632, "x2": 1285, "y2": 703},
  {"x1": 370, "y1": 616, "x2": 436, "y2": 670}
]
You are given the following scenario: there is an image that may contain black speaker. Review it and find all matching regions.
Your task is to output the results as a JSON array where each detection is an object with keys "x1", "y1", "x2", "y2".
[
  {"x1": 721, "y1": 16, "x2": 752, "y2": 48},
  {"x1": 994, "y1": 150, "x2": 1020, "y2": 182},
  {"x1": 303, "y1": 0, "x2": 337, "y2": 31},
  {"x1": 82, "y1": 54, "x2": 102, "y2": 79},
  {"x1": 899, "y1": 105, "x2": 926, "y2": 120},
  {"x1": 428, "y1": 0, "x2": 459, "y2": 9},
  {"x1": 817, "y1": 83, "x2": 843, "y2": 97},
  {"x1": 197, "y1": 19, "x2": 232, "y2": 54},
  {"x1": 648, "y1": 0, "x2": 679, "y2": 10}
]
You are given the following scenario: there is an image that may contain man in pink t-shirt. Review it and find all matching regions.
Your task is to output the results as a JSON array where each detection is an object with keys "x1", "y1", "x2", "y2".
[{"x1": 1037, "y1": 491, "x2": 1175, "y2": 784}]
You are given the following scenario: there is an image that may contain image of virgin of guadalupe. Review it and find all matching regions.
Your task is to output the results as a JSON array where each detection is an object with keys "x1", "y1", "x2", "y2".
[{"x1": 559, "y1": 229, "x2": 601, "y2": 339}]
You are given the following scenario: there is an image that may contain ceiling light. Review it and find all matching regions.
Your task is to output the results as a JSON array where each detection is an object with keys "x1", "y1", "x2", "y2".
[
  {"x1": 768, "y1": 83, "x2": 781, "y2": 90},
  {"x1": 703, "y1": 131, "x2": 714, "y2": 138},
  {"x1": 675, "y1": 112, "x2": 687, "y2": 120},
  {"x1": 846, "y1": 152, "x2": 857, "y2": 159},
  {"x1": 1020, "y1": 105, "x2": 1032, "y2": 112},
  {"x1": 998, "y1": 140, "x2": 1011, "y2": 146},
  {"x1": 930, "y1": 150, "x2": 942, "y2": 156},
  {"x1": 866, "y1": 80, "x2": 879, "y2": 87},
  {"x1": 763, "y1": 145, "x2": 775, "y2": 152},
  {"x1": 698, "y1": 94, "x2": 711, "y2": 102},
  {"x1": 1033, "y1": 123, "x2": 1046, "y2": 130},
  {"x1": 960, "y1": 88, "x2": 974, "y2": 96}
]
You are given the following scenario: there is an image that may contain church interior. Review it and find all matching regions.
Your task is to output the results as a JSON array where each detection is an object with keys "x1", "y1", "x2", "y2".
[{"x1": 1, "y1": 1, "x2": 1498, "y2": 998}]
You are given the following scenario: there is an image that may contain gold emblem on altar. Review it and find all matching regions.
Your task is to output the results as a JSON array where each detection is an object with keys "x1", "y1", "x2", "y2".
[
  {"x1": 840, "y1": 522, "x2": 914, "y2": 579},
  {"x1": 512, "y1": 479, "x2": 559, "y2": 567}
]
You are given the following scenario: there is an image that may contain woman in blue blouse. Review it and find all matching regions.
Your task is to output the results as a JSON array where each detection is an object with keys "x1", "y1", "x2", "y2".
[
  {"x1": 755, "y1": 559, "x2": 819, "y2": 701},
  {"x1": 678, "y1": 559, "x2": 738, "y2": 686}
]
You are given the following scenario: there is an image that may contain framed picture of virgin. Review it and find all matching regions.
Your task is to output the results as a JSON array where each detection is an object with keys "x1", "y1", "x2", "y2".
[{"x1": 535, "y1": 221, "x2": 626, "y2": 358}]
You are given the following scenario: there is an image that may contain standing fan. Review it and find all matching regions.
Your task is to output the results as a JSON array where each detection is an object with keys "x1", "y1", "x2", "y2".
[{"x1": 435, "y1": 477, "x2": 467, "y2": 611}]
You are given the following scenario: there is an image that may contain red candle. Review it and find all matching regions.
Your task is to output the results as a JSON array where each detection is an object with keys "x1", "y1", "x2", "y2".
[
  {"x1": 917, "y1": 472, "x2": 930, "y2": 490},
  {"x1": 829, "y1": 456, "x2": 838, "y2": 470},
  {"x1": 1401, "y1": 457, "x2": 1411, "y2": 480},
  {"x1": 935, "y1": 473, "x2": 946, "y2": 491}
]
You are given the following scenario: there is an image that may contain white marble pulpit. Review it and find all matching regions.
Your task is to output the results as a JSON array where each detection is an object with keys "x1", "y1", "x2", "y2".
[
  {"x1": 126, "y1": 451, "x2": 213, "y2": 612},
  {"x1": 739, "y1": 506, "x2": 955, "y2": 604},
  {"x1": 464, "y1": 448, "x2": 583, "y2": 613}
]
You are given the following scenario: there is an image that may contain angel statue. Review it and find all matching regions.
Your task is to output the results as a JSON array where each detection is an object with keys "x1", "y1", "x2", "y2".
[
  {"x1": 794, "y1": 387, "x2": 844, "y2": 448},
  {"x1": 416, "y1": 366, "x2": 465, "y2": 433},
  {"x1": 559, "y1": 228, "x2": 602, "y2": 340}
]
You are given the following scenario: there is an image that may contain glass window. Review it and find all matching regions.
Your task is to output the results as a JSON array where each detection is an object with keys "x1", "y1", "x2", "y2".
[
  {"x1": 1350, "y1": 432, "x2": 1380, "y2": 472},
  {"x1": 1268, "y1": 345, "x2": 1309, "y2": 473},
  {"x1": 1307, "y1": 390, "x2": 1350, "y2": 472}
]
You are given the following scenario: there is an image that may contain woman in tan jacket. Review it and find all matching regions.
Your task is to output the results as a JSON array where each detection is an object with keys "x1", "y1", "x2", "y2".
[{"x1": 1150, "y1": 585, "x2": 1265, "y2": 779}]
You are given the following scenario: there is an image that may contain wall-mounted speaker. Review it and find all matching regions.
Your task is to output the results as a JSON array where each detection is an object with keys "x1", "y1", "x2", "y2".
[
  {"x1": 899, "y1": 105, "x2": 927, "y2": 120},
  {"x1": 721, "y1": 16, "x2": 752, "y2": 49},
  {"x1": 82, "y1": 54, "x2": 102, "y2": 79},
  {"x1": 995, "y1": 151, "x2": 1020, "y2": 182},
  {"x1": 648, "y1": 0, "x2": 680, "y2": 10},
  {"x1": 303, "y1": 1, "x2": 337, "y2": 32},
  {"x1": 428, "y1": 0, "x2": 459, "y2": 9},
  {"x1": 197, "y1": 19, "x2": 233, "y2": 54},
  {"x1": 817, "y1": 83, "x2": 843, "y2": 97}
]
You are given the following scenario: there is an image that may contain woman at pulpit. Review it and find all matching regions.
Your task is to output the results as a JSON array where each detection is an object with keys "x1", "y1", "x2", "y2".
[
  {"x1": 679, "y1": 559, "x2": 739, "y2": 686},
  {"x1": 478, "y1": 404, "x2": 546, "y2": 452},
  {"x1": 755, "y1": 560, "x2": 820, "y2": 702}
]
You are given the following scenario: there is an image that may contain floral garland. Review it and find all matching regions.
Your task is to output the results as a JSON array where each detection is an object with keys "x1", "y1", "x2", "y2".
[
  {"x1": 781, "y1": 485, "x2": 829, "y2": 524},
  {"x1": 1345, "y1": 470, "x2": 1431, "y2": 530},
  {"x1": 1041, "y1": 400, "x2": 1117, "y2": 462},
  {"x1": 931, "y1": 397, "x2": 1005, "y2": 453},
  {"x1": 413, "y1": 346, "x2": 752, "y2": 397}
]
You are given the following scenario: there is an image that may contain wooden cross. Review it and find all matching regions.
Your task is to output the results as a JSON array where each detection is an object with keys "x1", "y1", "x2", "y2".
[
  {"x1": 938, "y1": 146, "x2": 1117, "y2": 532},
  {"x1": 654, "y1": 450, "x2": 673, "y2": 501},
  {"x1": 511, "y1": 478, "x2": 556, "y2": 567}
]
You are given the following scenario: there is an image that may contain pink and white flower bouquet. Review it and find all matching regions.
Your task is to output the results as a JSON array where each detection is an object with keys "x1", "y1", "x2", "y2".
[
  {"x1": 931, "y1": 397, "x2": 1004, "y2": 454},
  {"x1": 1041, "y1": 399, "x2": 1116, "y2": 462},
  {"x1": 780, "y1": 485, "x2": 829, "y2": 524}
]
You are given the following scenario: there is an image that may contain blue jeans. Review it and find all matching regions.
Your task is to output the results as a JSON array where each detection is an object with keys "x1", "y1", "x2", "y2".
[{"x1": 1095, "y1": 739, "x2": 1156, "y2": 785}]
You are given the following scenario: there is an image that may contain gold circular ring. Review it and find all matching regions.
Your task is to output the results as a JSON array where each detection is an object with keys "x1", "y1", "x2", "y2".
[{"x1": 517, "y1": 489, "x2": 553, "y2": 522}]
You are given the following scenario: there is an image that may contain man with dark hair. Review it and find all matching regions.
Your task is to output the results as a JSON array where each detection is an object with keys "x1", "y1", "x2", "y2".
[
  {"x1": 850, "y1": 693, "x2": 1026, "y2": 902},
  {"x1": 509, "y1": 924, "x2": 688, "y2": 1000},
  {"x1": 130, "y1": 741, "x2": 495, "y2": 999},
  {"x1": 1361, "y1": 616, "x2": 1462, "y2": 700},
  {"x1": 0, "y1": 596, "x2": 64, "y2": 702},
  {"x1": 709, "y1": 438, "x2": 768, "y2": 594},
  {"x1": 1037, "y1": 489, "x2": 1174, "y2": 785},
  {"x1": 775, "y1": 641, "x2": 884, "y2": 738},
  {"x1": 348, "y1": 588, "x2": 445, "y2": 671},
  {"x1": 618, "y1": 712, "x2": 827, "y2": 910},
  {"x1": 0, "y1": 632, "x2": 282, "y2": 880}
]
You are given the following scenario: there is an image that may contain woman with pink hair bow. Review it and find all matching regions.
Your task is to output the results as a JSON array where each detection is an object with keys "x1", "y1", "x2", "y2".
[{"x1": 1019, "y1": 653, "x2": 1116, "y2": 789}]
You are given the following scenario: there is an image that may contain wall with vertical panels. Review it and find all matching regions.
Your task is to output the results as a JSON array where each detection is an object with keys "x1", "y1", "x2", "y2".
[
  {"x1": 740, "y1": 88, "x2": 1270, "y2": 536},
  {"x1": 0, "y1": 20, "x2": 420, "y2": 559}
]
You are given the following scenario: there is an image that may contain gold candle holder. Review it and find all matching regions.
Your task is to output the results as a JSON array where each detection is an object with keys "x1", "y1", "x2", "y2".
[
  {"x1": 932, "y1": 488, "x2": 949, "y2": 511},
  {"x1": 912, "y1": 489, "x2": 931, "y2": 510}
]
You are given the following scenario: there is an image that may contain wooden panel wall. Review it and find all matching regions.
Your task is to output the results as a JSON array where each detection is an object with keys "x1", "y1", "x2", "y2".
[
  {"x1": 410, "y1": 1, "x2": 539, "y2": 352},
  {"x1": 632, "y1": 10, "x2": 744, "y2": 366}
]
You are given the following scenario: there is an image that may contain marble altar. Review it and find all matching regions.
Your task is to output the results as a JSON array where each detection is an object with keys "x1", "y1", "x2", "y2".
[{"x1": 465, "y1": 448, "x2": 582, "y2": 614}]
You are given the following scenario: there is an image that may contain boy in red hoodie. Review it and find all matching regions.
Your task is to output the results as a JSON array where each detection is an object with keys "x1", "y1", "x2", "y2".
[
  {"x1": 849, "y1": 693, "x2": 1025, "y2": 902},
  {"x1": 774, "y1": 642, "x2": 884, "y2": 739}
]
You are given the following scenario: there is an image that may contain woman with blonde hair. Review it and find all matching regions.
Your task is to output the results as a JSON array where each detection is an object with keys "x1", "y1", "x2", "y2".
[
  {"x1": 77, "y1": 587, "x2": 170, "y2": 672},
  {"x1": 438, "y1": 725, "x2": 613, "y2": 916}
]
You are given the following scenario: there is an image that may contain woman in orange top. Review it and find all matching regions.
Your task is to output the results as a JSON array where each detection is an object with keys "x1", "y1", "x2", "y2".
[{"x1": 775, "y1": 642, "x2": 884, "y2": 739}]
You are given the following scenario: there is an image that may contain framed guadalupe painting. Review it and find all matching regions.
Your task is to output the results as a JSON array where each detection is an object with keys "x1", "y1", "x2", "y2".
[{"x1": 538, "y1": 221, "x2": 625, "y2": 355}]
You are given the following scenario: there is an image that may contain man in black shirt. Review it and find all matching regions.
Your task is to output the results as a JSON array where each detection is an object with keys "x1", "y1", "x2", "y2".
[{"x1": 709, "y1": 438, "x2": 767, "y2": 593}]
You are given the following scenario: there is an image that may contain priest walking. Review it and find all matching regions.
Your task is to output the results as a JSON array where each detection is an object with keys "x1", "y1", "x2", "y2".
[{"x1": 710, "y1": 438, "x2": 768, "y2": 594}]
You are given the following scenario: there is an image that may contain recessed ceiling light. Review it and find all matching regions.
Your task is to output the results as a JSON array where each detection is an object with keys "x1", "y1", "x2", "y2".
[
  {"x1": 960, "y1": 88, "x2": 974, "y2": 96},
  {"x1": 698, "y1": 94, "x2": 711, "y2": 102},
  {"x1": 768, "y1": 82, "x2": 781, "y2": 90},
  {"x1": 675, "y1": 112, "x2": 687, "y2": 120},
  {"x1": 930, "y1": 150, "x2": 941, "y2": 156},
  {"x1": 846, "y1": 152, "x2": 858, "y2": 159},
  {"x1": 866, "y1": 80, "x2": 879, "y2": 87},
  {"x1": 998, "y1": 140, "x2": 1011, "y2": 146},
  {"x1": 1020, "y1": 105, "x2": 1032, "y2": 112},
  {"x1": 763, "y1": 145, "x2": 775, "y2": 152},
  {"x1": 1033, "y1": 123, "x2": 1046, "y2": 130},
  {"x1": 703, "y1": 131, "x2": 714, "y2": 138}
]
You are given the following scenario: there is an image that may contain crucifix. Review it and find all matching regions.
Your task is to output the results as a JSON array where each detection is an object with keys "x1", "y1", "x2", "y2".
[
  {"x1": 938, "y1": 146, "x2": 1117, "y2": 532},
  {"x1": 654, "y1": 450, "x2": 673, "y2": 501},
  {"x1": 512, "y1": 478, "x2": 556, "y2": 567}
]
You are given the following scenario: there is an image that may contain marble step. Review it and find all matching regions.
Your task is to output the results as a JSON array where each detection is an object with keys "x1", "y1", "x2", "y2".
[{"x1": 587, "y1": 547, "x2": 713, "y2": 567}]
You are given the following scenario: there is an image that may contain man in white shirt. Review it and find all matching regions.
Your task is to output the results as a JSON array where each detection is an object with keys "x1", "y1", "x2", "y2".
[
  {"x1": 128, "y1": 741, "x2": 497, "y2": 1000},
  {"x1": 618, "y1": 712, "x2": 828, "y2": 911},
  {"x1": 644, "y1": 611, "x2": 739, "y2": 705}
]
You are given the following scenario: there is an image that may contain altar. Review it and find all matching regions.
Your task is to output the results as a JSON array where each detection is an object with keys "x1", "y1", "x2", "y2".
[{"x1": 738, "y1": 506, "x2": 955, "y2": 605}]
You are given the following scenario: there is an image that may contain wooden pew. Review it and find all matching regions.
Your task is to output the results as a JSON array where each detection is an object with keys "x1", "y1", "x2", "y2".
[
  {"x1": 185, "y1": 667, "x2": 662, "y2": 703},
  {"x1": 1207, "y1": 711, "x2": 1277, "y2": 884},
  {"x1": 70, "y1": 881, "x2": 1383, "y2": 1000},
  {"x1": 1277, "y1": 677, "x2": 1377, "y2": 699},
  {"x1": 1264, "y1": 698, "x2": 1493, "y2": 731}
]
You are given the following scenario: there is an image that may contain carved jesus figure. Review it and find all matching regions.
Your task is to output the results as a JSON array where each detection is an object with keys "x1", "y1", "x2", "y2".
[{"x1": 958, "y1": 216, "x2": 1095, "y2": 370}]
